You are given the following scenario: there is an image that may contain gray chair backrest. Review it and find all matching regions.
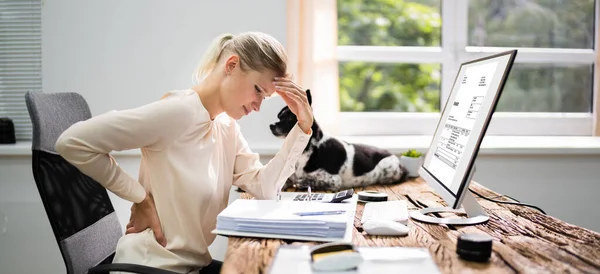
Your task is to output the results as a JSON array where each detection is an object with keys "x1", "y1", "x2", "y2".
[
  {"x1": 25, "y1": 91, "x2": 92, "y2": 153},
  {"x1": 25, "y1": 91, "x2": 122, "y2": 274}
]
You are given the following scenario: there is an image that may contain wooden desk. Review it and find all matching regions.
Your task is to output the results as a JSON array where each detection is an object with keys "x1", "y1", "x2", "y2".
[{"x1": 221, "y1": 178, "x2": 600, "y2": 273}]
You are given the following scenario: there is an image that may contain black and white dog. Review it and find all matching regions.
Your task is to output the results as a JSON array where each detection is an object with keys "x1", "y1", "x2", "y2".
[{"x1": 269, "y1": 90, "x2": 409, "y2": 192}]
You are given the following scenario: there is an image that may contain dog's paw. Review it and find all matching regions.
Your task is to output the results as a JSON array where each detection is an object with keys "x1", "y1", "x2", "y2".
[{"x1": 282, "y1": 179, "x2": 296, "y2": 191}]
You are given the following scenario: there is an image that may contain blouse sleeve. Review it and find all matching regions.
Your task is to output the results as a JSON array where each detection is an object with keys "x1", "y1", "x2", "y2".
[
  {"x1": 55, "y1": 97, "x2": 197, "y2": 203},
  {"x1": 232, "y1": 123, "x2": 312, "y2": 200}
]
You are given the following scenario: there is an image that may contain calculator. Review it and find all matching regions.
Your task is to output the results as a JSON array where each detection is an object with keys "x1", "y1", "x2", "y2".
[{"x1": 290, "y1": 189, "x2": 354, "y2": 203}]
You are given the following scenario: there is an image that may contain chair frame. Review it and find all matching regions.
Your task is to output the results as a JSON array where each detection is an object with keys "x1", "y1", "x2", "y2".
[{"x1": 25, "y1": 91, "x2": 178, "y2": 274}]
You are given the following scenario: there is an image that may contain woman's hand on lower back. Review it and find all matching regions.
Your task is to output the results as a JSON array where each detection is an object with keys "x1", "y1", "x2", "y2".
[
  {"x1": 273, "y1": 77, "x2": 313, "y2": 134},
  {"x1": 125, "y1": 193, "x2": 167, "y2": 247}
]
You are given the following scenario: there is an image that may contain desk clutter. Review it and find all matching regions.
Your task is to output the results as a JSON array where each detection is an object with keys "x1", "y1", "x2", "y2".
[
  {"x1": 223, "y1": 180, "x2": 600, "y2": 273},
  {"x1": 212, "y1": 195, "x2": 358, "y2": 242},
  {"x1": 267, "y1": 243, "x2": 441, "y2": 273}
]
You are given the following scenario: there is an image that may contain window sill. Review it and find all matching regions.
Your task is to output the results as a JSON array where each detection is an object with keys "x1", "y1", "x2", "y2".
[
  {"x1": 3, "y1": 135, "x2": 600, "y2": 157},
  {"x1": 252, "y1": 135, "x2": 600, "y2": 156}
]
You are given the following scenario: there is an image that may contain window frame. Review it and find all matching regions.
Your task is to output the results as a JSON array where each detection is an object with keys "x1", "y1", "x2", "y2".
[{"x1": 336, "y1": 0, "x2": 599, "y2": 136}]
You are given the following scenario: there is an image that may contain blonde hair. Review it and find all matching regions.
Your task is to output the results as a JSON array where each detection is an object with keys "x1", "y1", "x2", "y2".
[{"x1": 193, "y1": 32, "x2": 288, "y2": 83}]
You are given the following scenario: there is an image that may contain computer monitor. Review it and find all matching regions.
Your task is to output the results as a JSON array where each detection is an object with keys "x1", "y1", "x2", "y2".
[{"x1": 410, "y1": 50, "x2": 517, "y2": 226}]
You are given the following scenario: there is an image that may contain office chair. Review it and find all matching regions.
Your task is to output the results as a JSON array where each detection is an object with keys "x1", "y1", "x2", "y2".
[{"x1": 25, "y1": 91, "x2": 178, "y2": 274}]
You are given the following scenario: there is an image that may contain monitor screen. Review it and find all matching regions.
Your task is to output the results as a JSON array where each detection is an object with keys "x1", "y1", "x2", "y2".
[{"x1": 421, "y1": 50, "x2": 516, "y2": 208}]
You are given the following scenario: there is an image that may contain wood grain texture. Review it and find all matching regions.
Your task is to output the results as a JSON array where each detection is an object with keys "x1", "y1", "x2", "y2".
[{"x1": 221, "y1": 178, "x2": 600, "y2": 274}]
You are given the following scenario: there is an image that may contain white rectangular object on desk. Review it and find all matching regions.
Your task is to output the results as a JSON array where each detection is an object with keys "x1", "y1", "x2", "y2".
[
  {"x1": 267, "y1": 245, "x2": 441, "y2": 274},
  {"x1": 212, "y1": 195, "x2": 358, "y2": 243},
  {"x1": 361, "y1": 200, "x2": 409, "y2": 224}
]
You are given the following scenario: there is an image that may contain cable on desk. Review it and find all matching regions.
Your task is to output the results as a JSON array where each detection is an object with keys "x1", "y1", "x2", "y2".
[
  {"x1": 486, "y1": 194, "x2": 520, "y2": 203},
  {"x1": 469, "y1": 188, "x2": 546, "y2": 215}
]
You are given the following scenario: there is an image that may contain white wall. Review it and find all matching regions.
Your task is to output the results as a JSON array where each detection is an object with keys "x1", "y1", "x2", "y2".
[
  {"x1": 1, "y1": 1, "x2": 600, "y2": 274},
  {"x1": 42, "y1": 0, "x2": 288, "y2": 146}
]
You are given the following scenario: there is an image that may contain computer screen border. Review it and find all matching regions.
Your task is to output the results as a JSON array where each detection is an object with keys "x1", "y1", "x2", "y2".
[{"x1": 420, "y1": 49, "x2": 518, "y2": 210}]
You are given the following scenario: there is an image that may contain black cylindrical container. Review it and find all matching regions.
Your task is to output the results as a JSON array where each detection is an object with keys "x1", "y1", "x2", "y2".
[
  {"x1": 0, "y1": 117, "x2": 16, "y2": 144},
  {"x1": 456, "y1": 233, "x2": 493, "y2": 262}
]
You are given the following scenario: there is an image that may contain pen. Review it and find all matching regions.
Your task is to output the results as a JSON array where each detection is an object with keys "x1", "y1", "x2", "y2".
[
  {"x1": 308, "y1": 186, "x2": 312, "y2": 202},
  {"x1": 294, "y1": 210, "x2": 346, "y2": 216}
]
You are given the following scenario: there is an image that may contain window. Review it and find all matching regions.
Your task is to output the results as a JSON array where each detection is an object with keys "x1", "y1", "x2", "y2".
[
  {"x1": 0, "y1": 0, "x2": 42, "y2": 141},
  {"x1": 336, "y1": 0, "x2": 598, "y2": 136}
]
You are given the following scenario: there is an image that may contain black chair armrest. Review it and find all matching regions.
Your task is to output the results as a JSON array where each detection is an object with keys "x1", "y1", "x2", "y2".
[{"x1": 88, "y1": 263, "x2": 180, "y2": 274}]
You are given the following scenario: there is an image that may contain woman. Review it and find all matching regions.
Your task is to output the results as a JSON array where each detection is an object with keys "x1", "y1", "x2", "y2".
[{"x1": 55, "y1": 31, "x2": 313, "y2": 273}]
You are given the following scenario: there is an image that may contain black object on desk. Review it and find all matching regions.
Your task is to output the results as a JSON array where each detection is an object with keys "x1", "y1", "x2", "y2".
[
  {"x1": 357, "y1": 190, "x2": 388, "y2": 202},
  {"x1": 456, "y1": 233, "x2": 493, "y2": 262}
]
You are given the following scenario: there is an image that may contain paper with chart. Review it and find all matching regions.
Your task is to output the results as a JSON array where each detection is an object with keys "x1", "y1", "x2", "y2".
[{"x1": 429, "y1": 61, "x2": 499, "y2": 192}]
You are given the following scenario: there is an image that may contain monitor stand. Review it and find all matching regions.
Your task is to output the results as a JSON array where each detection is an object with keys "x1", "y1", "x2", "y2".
[{"x1": 409, "y1": 166, "x2": 489, "y2": 225}]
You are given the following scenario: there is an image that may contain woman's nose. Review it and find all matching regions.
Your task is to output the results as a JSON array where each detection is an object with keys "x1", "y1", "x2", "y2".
[{"x1": 252, "y1": 100, "x2": 262, "y2": 112}]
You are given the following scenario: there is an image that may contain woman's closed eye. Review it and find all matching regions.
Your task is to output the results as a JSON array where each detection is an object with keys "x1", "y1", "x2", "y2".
[{"x1": 254, "y1": 85, "x2": 266, "y2": 100}]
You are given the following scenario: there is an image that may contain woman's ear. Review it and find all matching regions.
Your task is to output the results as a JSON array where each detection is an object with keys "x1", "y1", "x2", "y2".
[{"x1": 224, "y1": 55, "x2": 239, "y2": 75}]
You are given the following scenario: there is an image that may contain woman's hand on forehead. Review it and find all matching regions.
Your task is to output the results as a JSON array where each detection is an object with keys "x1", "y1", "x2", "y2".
[{"x1": 272, "y1": 77, "x2": 313, "y2": 134}]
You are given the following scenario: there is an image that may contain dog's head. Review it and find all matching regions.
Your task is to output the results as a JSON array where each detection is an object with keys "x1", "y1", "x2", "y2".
[{"x1": 269, "y1": 89, "x2": 312, "y2": 138}]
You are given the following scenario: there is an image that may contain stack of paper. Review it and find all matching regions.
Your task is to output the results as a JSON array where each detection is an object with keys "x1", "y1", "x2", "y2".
[{"x1": 213, "y1": 197, "x2": 357, "y2": 242}]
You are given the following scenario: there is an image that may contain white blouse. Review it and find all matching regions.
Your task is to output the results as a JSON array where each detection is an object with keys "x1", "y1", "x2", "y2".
[{"x1": 55, "y1": 89, "x2": 311, "y2": 273}]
